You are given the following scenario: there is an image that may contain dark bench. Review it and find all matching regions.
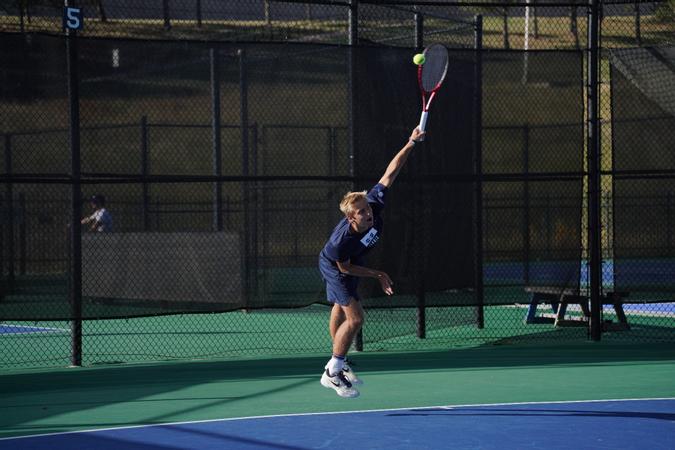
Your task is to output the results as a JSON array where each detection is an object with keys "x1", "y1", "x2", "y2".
[{"x1": 524, "y1": 286, "x2": 630, "y2": 330}]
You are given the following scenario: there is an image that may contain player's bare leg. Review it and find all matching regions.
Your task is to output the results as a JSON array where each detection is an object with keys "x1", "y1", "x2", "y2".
[
  {"x1": 332, "y1": 299, "x2": 363, "y2": 356},
  {"x1": 328, "y1": 302, "x2": 362, "y2": 384},
  {"x1": 321, "y1": 299, "x2": 363, "y2": 397},
  {"x1": 328, "y1": 303, "x2": 362, "y2": 385},
  {"x1": 329, "y1": 303, "x2": 345, "y2": 341}
]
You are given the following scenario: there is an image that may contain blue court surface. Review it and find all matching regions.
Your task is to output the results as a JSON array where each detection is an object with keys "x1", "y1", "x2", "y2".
[
  {"x1": 0, "y1": 324, "x2": 68, "y2": 334},
  {"x1": 2, "y1": 398, "x2": 674, "y2": 450},
  {"x1": 620, "y1": 303, "x2": 675, "y2": 315}
]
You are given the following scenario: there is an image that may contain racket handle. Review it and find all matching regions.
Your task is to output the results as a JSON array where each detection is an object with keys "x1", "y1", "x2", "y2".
[{"x1": 417, "y1": 111, "x2": 428, "y2": 140}]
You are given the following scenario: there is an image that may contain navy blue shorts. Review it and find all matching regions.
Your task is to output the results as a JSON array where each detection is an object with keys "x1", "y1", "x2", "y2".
[{"x1": 319, "y1": 256, "x2": 359, "y2": 306}]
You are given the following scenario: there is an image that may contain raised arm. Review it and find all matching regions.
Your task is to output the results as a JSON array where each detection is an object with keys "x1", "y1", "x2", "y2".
[{"x1": 378, "y1": 128, "x2": 425, "y2": 188}]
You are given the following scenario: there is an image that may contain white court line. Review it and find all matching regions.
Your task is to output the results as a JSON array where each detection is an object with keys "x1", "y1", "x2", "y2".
[
  {"x1": 0, "y1": 324, "x2": 69, "y2": 334},
  {"x1": 511, "y1": 304, "x2": 675, "y2": 318},
  {"x1": 1, "y1": 397, "x2": 674, "y2": 441}
]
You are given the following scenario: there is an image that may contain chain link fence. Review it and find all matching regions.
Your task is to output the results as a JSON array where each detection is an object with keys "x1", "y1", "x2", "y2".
[
  {"x1": 1, "y1": 1, "x2": 673, "y2": 48},
  {"x1": 1, "y1": 0, "x2": 674, "y2": 369}
]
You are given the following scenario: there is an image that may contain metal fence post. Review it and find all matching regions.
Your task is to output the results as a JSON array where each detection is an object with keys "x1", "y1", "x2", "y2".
[
  {"x1": 348, "y1": 0, "x2": 364, "y2": 352},
  {"x1": 416, "y1": 168, "x2": 426, "y2": 339},
  {"x1": 474, "y1": 15, "x2": 485, "y2": 329},
  {"x1": 523, "y1": 124, "x2": 530, "y2": 286},
  {"x1": 0, "y1": 194, "x2": 3, "y2": 287},
  {"x1": 261, "y1": 125, "x2": 269, "y2": 301},
  {"x1": 211, "y1": 48, "x2": 223, "y2": 232},
  {"x1": 669, "y1": 193, "x2": 673, "y2": 256},
  {"x1": 264, "y1": 0, "x2": 271, "y2": 26},
  {"x1": 251, "y1": 122, "x2": 259, "y2": 296},
  {"x1": 546, "y1": 194, "x2": 552, "y2": 257},
  {"x1": 141, "y1": 116, "x2": 150, "y2": 231},
  {"x1": 587, "y1": 0, "x2": 602, "y2": 341},
  {"x1": 18, "y1": 192, "x2": 26, "y2": 275},
  {"x1": 4, "y1": 134, "x2": 15, "y2": 290},
  {"x1": 348, "y1": 0, "x2": 358, "y2": 47},
  {"x1": 66, "y1": 17, "x2": 83, "y2": 366},
  {"x1": 502, "y1": 5, "x2": 510, "y2": 49},
  {"x1": 239, "y1": 48, "x2": 251, "y2": 306},
  {"x1": 414, "y1": 8, "x2": 426, "y2": 339},
  {"x1": 163, "y1": 0, "x2": 171, "y2": 30},
  {"x1": 18, "y1": 2, "x2": 25, "y2": 33},
  {"x1": 328, "y1": 126, "x2": 336, "y2": 235},
  {"x1": 155, "y1": 196, "x2": 160, "y2": 230},
  {"x1": 347, "y1": 0, "x2": 363, "y2": 352},
  {"x1": 414, "y1": 8, "x2": 423, "y2": 50},
  {"x1": 348, "y1": 0, "x2": 358, "y2": 179}
]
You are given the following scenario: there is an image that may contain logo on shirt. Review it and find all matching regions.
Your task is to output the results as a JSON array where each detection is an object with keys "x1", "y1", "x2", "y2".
[{"x1": 360, "y1": 228, "x2": 379, "y2": 248}]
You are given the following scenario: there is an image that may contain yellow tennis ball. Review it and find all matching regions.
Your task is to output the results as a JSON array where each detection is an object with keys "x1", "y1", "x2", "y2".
[{"x1": 413, "y1": 53, "x2": 425, "y2": 65}]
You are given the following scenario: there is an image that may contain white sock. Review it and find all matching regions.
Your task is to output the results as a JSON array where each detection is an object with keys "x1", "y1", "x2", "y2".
[{"x1": 325, "y1": 355, "x2": 345, "y2": 376}]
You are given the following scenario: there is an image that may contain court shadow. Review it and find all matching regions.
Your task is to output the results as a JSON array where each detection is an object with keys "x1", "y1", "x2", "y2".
[
  {"x1": 7, "y1": 425, "x2": 314, "y2": 450},
  {"x1": 0, "y1": 376, "x2": 312, "y2": 438},
  {"x1": 7, "y1": 432, "x2": 179, "y2": 450},
  {"x1": 151, "y1": 425, "x2": 312, "y2": 450},
  {"x1": 387, "y1": 407, "x2": 675, "y2": 422}
]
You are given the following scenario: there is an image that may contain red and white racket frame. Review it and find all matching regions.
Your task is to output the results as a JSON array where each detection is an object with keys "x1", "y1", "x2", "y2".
[{"x1": 417, "y1": 64, "x2": 445, "y2": 133}]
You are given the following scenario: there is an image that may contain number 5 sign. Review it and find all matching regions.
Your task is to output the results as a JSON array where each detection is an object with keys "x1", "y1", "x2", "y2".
[{"x1": 63, "y1": 6, "x2": 84, "y2": 31}]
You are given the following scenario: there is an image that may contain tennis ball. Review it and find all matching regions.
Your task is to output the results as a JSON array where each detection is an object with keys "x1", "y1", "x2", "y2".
[{"x1": 413, "y1": 53, "x2": 425, "y2": 65}]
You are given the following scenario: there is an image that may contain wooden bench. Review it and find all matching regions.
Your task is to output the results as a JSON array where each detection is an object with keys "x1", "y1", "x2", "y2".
[{"x1": 524, "y1": 286, "x2": 630, "y2": 330}]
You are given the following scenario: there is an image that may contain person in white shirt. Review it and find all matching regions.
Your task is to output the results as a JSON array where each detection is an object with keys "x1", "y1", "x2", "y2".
[{"x1": 81, "y1": 194, "x2": 113, "y2": 232}]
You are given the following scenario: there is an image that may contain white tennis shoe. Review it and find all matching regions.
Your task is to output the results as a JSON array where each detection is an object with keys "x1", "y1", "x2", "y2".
[
  {"x1": 342, "y1": 360, "x2": 363, "y2": 385},
  {"x1": 320, "y1": 369, "x2": 360, "y2": 398}
]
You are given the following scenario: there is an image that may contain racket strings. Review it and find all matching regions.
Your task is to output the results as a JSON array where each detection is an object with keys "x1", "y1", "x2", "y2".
[{"x1": 421, "y1": 45, "x2": 449, "y2": 92}]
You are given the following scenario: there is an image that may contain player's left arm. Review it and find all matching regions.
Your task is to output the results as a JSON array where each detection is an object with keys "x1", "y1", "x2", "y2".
[
  {"x1": 378, "y1": 128, "x2": 425, "y2": 188},
  {"x1": 81, "y1": 213, "x2": 95, "y2": 226},
  {"x1": 336, "y1": 259, "x2": 394, "y2": 296},
  {"x1": 88, "y1": 211, "x2": 101, "y2": 231}
]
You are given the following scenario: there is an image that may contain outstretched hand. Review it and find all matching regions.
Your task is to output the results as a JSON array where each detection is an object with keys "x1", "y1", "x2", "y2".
[
  {"x1": 410, "y1": 128, "x2": 426, "y2": 143},
  {"x1": 377, "y1": 271, "x2": 394, "y2": 296}
]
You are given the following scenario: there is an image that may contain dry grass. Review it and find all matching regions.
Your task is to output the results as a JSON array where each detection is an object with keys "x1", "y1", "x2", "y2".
[{"x1": 0, "y1": 13, "x2": 672, "y2": 49}]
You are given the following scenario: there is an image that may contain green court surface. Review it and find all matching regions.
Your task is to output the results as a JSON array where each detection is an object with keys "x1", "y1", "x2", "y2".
[
  {"x1": 3, "y1": 303, "x2": 675, "y2": 368},
  {"x1": 1, "y1": 342, "x2": 675, "y2": 439},
  {"x1": 3, "y1": 279, "x2": 675, "y2": 441}
]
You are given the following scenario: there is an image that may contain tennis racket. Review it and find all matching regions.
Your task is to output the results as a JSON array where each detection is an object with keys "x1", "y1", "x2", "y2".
[{"x1": 417, "y1": 44, "x2": 449, "y2": 138}]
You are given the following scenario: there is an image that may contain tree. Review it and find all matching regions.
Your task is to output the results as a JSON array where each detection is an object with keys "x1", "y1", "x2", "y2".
[
  {"x1": 96, "y1": 0, "x2": 107, "y2": 23},
  {"x1": 502, "y1": 0, "x2": 510, "y2": 49},
  {"x1": 655, "y1": 0, "x2": 675, "y2": 21},
  {"x1": 569, "y1": 3, "x2": 579, "y2": 49}
]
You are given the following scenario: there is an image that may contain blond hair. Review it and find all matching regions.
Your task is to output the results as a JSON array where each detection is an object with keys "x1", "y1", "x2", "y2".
[{"x1": 339, "y1": 190, "x2": 368, "y2": 217}]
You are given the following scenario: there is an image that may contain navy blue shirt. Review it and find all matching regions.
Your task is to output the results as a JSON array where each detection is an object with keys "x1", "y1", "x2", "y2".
[{"x1": 320, "y1": 183, "x2": 387, "y2": 267}]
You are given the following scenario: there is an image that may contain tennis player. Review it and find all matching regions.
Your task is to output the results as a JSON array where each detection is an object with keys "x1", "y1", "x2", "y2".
[
  {"x1": 319, "y1": 127, "x2": 425, "y2": 398},
  {"x1": 81, "y1": 194, "x2": 113, "y2": 232}
]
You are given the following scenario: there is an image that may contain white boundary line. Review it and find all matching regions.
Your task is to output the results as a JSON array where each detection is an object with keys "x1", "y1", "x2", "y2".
[{"x1": 1, "y1": 397, "x2": 674, "y2": 442}]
